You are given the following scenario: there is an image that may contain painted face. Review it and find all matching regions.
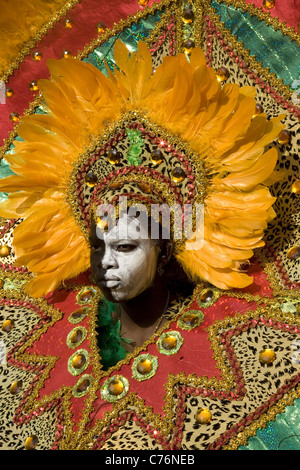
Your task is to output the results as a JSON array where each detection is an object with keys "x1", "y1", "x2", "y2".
[{"x1": 90, "y1": 213, "x2": 161, "y2": 302}]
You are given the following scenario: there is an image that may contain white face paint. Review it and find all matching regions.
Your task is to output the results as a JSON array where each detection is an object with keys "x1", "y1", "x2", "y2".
[{"x1": 90, "y1": 213, "x2": 160, "y2": 302}]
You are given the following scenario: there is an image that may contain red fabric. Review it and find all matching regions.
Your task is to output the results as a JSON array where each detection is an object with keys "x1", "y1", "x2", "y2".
[
  {"x1": 0, "y1": 0, "x2": 161, "y2": 146},
  {"x1": 245, "y1": 0, "x2": 300, "y2": 30}
]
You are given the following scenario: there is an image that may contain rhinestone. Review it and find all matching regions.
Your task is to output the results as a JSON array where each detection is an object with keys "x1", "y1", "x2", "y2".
[
  {"x1": 253, "y1": 103, "x2": 263, "y2": 117},
  {"x1": 161, "y1": 334, "x2": 177, "y2": 350},
  {"x1": 183, "y1": 39, "x2": 195, "y2": 54},
  {"x1": 107, "y1": 378, "x2": 124, "y2": 396},
  {"x1": 287, "y1": 246, "x2": 300, "y2": 260},
  {"x1": 195, "y1": 408, "x2": 212, "y2": 424},
  {"x1": 29, "y1": 81, "x2": 39, "y2": 92},
  {"x1": 182, "y1": 7, "x2": 194, "y2": 23},
  {"x1": 277, "y1": 129, "x2": 291, "y2": 145},
  {"x1": 85, "y1": 171, "x2": 98, "y2": 187},
  {"x1": 64, "y1": 18, "x2": 74, "y2": 28},
  {"x1": 69, "y1": 307, "x2": 87, "y2": 322},
  {"x1": 171, "y1": 167, "x2": 185, "y2": 183},
  {"x1": 9, "y1": 113, "x2": 20, "y2": 124},
  {"x1": 96, "y1": 22, "x2": 106, "y2": 34},
  {"x1": 10, "y1": 380, "x2": 23, "y2": 395},
  {"x1": 151, "y1": 148, "x2": 163, "y2": 165},
  {"x1": 107, "y1": 148, "x2": 122, "y2": 164},
  {"x1": 75, "y1": 377, "x2": 90, "y2": 394},
  {"x1": 32, "y1": 51, "x2": 43, "y2": 62},
  {"x1": 2, "y1": 319, "x2": 14, "y2": 332},
  {"x1": 78, "y1": 288, "x2": 95, "y2": 303},
  {"x1": 138, "y1": 0, "x2": 149, "y2": 5},
  {"x1": 136, "y1": 358, "x2": 153, "y2": 375},
  {"x1": 292, "y1": 180, "x2": 300, "y2": 195},
  {"x1": 259, "y1": 348, "x2": 276, "y2": 364},
  {"x1": 263, "y1": 0, "x2": 275, "y2": 9},
  {"x1": 216, "y1": 67, "x2": 230, "y2": 82},
  {"x1": 71, "y1": 353, "x2": 86, "y2": 369},
  {"x1": 181, "y1": 313, "x2": 200, "y2": 327},
  {"x1": 69, "y1": 329, "x2": 83, "y2": 344},
  {"x1": 0, "y1": 245, "x2": 11, "y2": 257},
  {"x1": 199, "y1": 288, "x2": 214, "y2": 303},
  {"x1": 25, "y1": 435, "x2": 38, "y2": 450},
  {"x1": 5, "y1": 88, "x2": 14, "y2": 98},
  {"x1": 62, "y1": 49, "x2": 73, "y2": 58}
]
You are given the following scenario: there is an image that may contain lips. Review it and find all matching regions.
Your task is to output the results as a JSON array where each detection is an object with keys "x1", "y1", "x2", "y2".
[{"x1": 97, "y1": 276, "x2": 120, "y2": 288}]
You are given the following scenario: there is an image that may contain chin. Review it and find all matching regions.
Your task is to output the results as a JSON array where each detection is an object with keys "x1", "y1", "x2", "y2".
[{"x1": 99, "y1": 287, "x2": 127, "y2": 303}]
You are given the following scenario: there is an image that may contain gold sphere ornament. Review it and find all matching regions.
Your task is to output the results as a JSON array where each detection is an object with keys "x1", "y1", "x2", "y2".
[
  {"x1": 259, "y1": 348, "x2": 276, "y2": 364},
  {"x1": 5, "y1": 88, "x2": 14, "y2": 98},
  {"x1": 64, "y1": 18, "x2": 74, "y2": 28},
  {"x1": 29, "y1": 81, "x2": 39, "y2": 92},
  {"x1": 277, "y1": 129, "x2": 291, "y2": 145},
  {"x1": 0, "y1": 244, "x2": 11, "y2": 257},
  {"x1": 9, "y1": 113, "x2": 20, "y2": 124},
  {"x1": 25, "y1": 435, "x2": 38, "y2": 450},
  {"x1": 96, "y1": 22, "x2": 107, "y2": 34},
  {"x1": 292, "y1": 180, "x2": 300, "y2": 195},
  {"x1": 62, "y1": 50, "x2": 73, "y2": 59},
  {"x1": 32, "y1": 50, "x2": 43, "y2": 62},
  {"x1": 287, "y1": 246, "x2": 300, "y2": 260},
  {"x1": 216, "y1": 67, "x2": 230, "y2": 82},
  {"x1": 263, "y1": 0, "x2": 275, "y2": 10},
  {"x1": 10, "y1": 380, "x2": 23, "y2": 395},
  {"x1": 195, "y1": 408, "x2": 212, "y2": 424},
  {"x1": 2, "y1": 319, "x2": 14, "y2": 332},
  {"x1": 138, "y1": 0, "x2": 149, "y2": 6}
]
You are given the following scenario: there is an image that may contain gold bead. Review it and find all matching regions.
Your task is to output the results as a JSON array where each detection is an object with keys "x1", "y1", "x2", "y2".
[
  {"x1": 85, "y1": 171, "x2": 98, "y2": 187},
  {"x1": 183, "y1": 39, "x2": 195, "y2": 54},
  {"x1": 0, "y1": 245, "x2": 11, "y2": 257},
  {"x1": 71, "y1": 353, "x2": 86, "y2": 369},
  {"x1": 62, "y1": 49, "x2": 73, "y2": 58},
  {"x1": 9, "y1": 113, "x2": 20, "y2": 124},
  {"x1": 277, "y1": 129, "x2": 291, "y2": 145},
  {"x1": 5, "y1": 88, "x2": 14, "y2": 98},
  {"x1": 64, "y1": 17, "x2": 74, "y2": 28},
  {"x1": 107, "y1": 378, "x2": 124, "y2": 396},
  {"x1": 216, "y1": 66, "x2": 230, "y2": 82},
  {"x1": 259, "y1": 348, "x2": 276, "y2": 364},
  {"x1": 287, "y1": 246, "x2": 300, "y2": 260},
  {"x1": 96, "y1": 22, "x2": 107, "y2": 34},
  {"x1": 2, "y1": 319, "x2": 14, "y2": 332},
  {"x1": 10, "y1": 380, "x2": 23, "y2": 395},
  {"x1": 107, "y1": 148, "x2": 122, "y2": 165},
  {"x1": 25, "y1": 435, "x2": 38, "y2": 450},
  {"x1": 292, "y1": 180, "x2": 300, "y2": 195},
  {"x1": 171, "y1": 167, "x2": 185, "y2": 184},
  {"x1": 136, "y1": 359, "x2": 153, "y2": 375},
  {"x1": 252, "y1": 103, "x2": 264, "y2": 117},
  {"x1": 182, "y1": 7, "x2": 194, "y2": 23},
  {"x1": 151, "y1": 148, "x2": 163, "y2": 165},
  {"x1": 32, "y1": 51, "x2": 43, "y2": 62},
  {"x1": 29, "y1": 81, "x2": 39, "y2": 92},
  {"x1": 263, "y1": 0, "x2": 275, "y2": 10},
  {"x1": 195, "y1": 408, "x2": 212, "y2": 424},
  {"x1": 138, "y1": 0, "x2": 149, "y2": 6}
]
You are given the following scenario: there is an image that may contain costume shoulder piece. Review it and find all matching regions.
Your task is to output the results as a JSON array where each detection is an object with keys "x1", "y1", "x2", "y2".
[{"x1": 0, "y1": 0, "x2": 299, "y2": 451}]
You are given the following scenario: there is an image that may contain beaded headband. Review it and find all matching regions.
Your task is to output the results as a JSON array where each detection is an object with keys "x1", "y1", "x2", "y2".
[{"x1": 0, "y1": 40, "x2": 284, "y2": 296}]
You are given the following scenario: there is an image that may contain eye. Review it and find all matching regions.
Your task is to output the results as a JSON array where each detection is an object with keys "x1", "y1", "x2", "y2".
[{"x1": 114, "y1": 243, "x2": 137, "y2": 252}]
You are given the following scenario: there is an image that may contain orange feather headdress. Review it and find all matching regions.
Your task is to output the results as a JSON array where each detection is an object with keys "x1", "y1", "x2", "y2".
[{"x1": 0, "y1": 40, "x2": 284, "y2": 296}]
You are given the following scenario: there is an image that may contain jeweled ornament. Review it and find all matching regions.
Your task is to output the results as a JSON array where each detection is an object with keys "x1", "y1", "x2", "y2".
[
  {"x1": 198, "y1": 288, "x2": 214, "y2": 304},
  {"x1": 64, "y1": 17, "x2": 74, "y2": 28},
  {"x1": 287, "y1": 246, "x2": 300, "y2": 260},
  {"x1": 85, "y1": 171, "x2": 98, "y2": 187},
  {"x1": 9, "y1": 113, "x2": 20, "y2": 124},
  {"x1": 29, "y1": 81, "x2": 39, "y2": 92},
  {"x1": 62, "y1": 50, "x2": 73, "y2": 58},
  {"x1": 68, "y1": 349, "x2": 90, "y2": 375},
  {"x1": 73, "y1": 374, "x2": 93, "y2": 397},
  {"x1": 292, "y1": 180, "x2": 300, "y2": 195},
  {"x1": 10, "y1": 380, "x2": 22, "y2": 395},
  {"x1": 96, "y1": 22, "x2": 106, "y2": 34},
  {"x1": 69, "y1": 307, "x2": 88, "y2": 324},
  {"x1": 67, "y1": 326, "x2": 87, "y2": 348},
  {"x1": 151, "y1": 148, "x2": 163, "y2": 165},
  {"x1": 263, "y1": 0, "x2": 275, "y2": 9},
  {"x1": 5, "y1": 88, "x2": 14, "y2": 98},
  {"x1": 253, "y1": 103, "x2": 263, "y2": 117},
  {"x1": 138, "y1": 0, "x2": 149, "y2": 6},
  {"x1": 171, "y1": 167, "x2": 185, "y2": 184},
  {"x1": 107, "y1": 148, "x2": 122, "y2": 164},
  {"x1": 2, "y1": 319, "x2": 14, "y2": 332},
  {"x1": 157, "y1": 331, "x2": 183, "y2": 355},
  {"x1": 132, "y1": 354, "x2": 158, "y2": 381},
  {"x1": 178, "y1": 310, "x2": 204, "y2": 330},
  {"x1": 277, "y1": 129, "x2": 291, "y2": 145},
  {"x1": 182, "y1": 7, "x2": 194, "y2": 23},
  {"x1": 25, "y1": 435, "x2": 38, "y2": 450},
  {"x1": 259, "y1": 348, "x2": 276, "y2": 364},
  {"x1": 195, "y1": 408, "x2": 212, "y2": 424},
  {"x1": 32, "y1": 50, "x2": 42, "y2": 61},
  {"x1": 216, "y1": 67, "x2": 230, "y2": 82},
  {"x1": 101, "y1": 375, "x2": 129, "y2": 402},
  {"x1": 0, "y1": 244, "x2": 11, "y2": 256},
  {"x1": 76, "y1": 286, "x2": 97, "y2": 305},
  {"x1": 72, "y1": 353, "x2": 86, "y2": 369},
  {"x1": 183, "y1": 39, "x2": 195, "y2": 54}
]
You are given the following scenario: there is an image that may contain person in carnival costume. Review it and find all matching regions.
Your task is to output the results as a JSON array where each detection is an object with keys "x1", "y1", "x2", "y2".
[{"x1": 0, "y1": 0, "x2": 299, "y2": 451}]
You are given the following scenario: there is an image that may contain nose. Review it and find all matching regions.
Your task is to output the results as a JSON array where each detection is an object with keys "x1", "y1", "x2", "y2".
[{"x1": 100, "y1": 246, "x2": 118, "y2": 270}]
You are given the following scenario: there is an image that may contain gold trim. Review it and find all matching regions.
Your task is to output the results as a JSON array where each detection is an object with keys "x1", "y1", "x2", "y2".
[{"x1": 0, "y1": 0, "x2": 81, "y2": 83}]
